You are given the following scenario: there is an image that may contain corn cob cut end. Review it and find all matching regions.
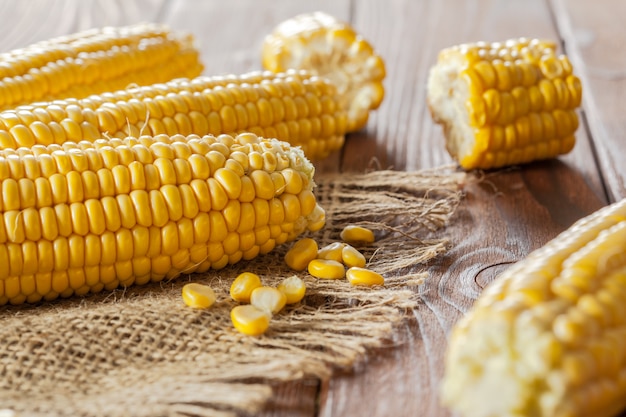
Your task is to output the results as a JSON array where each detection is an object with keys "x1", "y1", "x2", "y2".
[
  {"x1": 262, "y1": 11, "x2": 386, "y2": 132},
  {"x1": 441, "y1": 198, "x2": 626, "y2": 417},
  {"x1": 427, "y1": 38, "x2": 582, "y2": 170}
]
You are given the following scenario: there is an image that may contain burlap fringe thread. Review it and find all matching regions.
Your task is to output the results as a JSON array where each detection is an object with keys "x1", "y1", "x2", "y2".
[{"x1": 0, "y1": 168, "x2": 464, "y2": 417}]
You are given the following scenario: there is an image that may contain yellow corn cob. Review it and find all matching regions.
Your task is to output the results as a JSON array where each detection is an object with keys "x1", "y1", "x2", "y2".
[
  {"x1": 0, "y1": 23, "x2": 203, "y2": 110},
  {"x1": 0, "y1": 132, "x2": 325, "y2": 305},
  {"x1": 441, "y1": 198, "x2": 626, "y2": 417},
  {"x1": 0, "y1": 70, "x2": 347, "y2": 160},
  {"x1": 427, "y1": 38, "x2": 582, "y2": 170},
  {"x1": 262, "y1": 12, "x2": 386, "y2": 132}
]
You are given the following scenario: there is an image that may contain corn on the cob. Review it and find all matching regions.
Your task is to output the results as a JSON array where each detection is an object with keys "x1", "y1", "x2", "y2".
[
  {"x1": 441, "y1": 198, "x2": 626, "y2": 417},
  {"x1": 427, "y1": 38, "x2": 582, "y2": 170},
  {"x1": 0, "y1": 23, "x2": 202, "y2": 110},
  {"x1": 0, "y1": 132, "x2": 325, "y2": 305},
  {"x1": 262, "y1": 12, "x2": 386, "y2": 132},
  {"x1": 0, "y1": 70, "x2": 347, "y2": 160}
]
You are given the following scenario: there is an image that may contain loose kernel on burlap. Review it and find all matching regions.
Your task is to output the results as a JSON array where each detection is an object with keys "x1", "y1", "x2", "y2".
[{"x1": 0, "y1": 167, "x2": 464, "y2": 417}]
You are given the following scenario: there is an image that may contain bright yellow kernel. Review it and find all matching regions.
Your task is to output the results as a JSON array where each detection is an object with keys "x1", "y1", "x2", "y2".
[
  {"x1": 230, "y1": 271, "x2": 262, "y2": 303},
  {"x1": 342, "y1": 245, "x2": 367, "y2": 268},
  {"x1": 318, "y1": 242, "x2": 345, "y2": 262},
  {"x1": 182, "y1": 283, "x2": 216, "y2": 309},
  {"x1": 346, "y1": 267, "x2": 384, "y2": 286},
  {"x1": 231, "y1": 304, "x2": 271, "y2": 336},
  {"x1": 308, "y1": 259, "x2": 345, "y2": 279},
  {"x1": 340, "y1": 225, "x2": 375, "y2": 245},
  {"x1": 285, "y1": 237, "x2": 319, "y2": 271},
  {"x1": 277, "y1": 276, "x2": 306, "y2": 304},
  {"x1": 250, "y1": 286, "x2": 287, "y2": 315}
]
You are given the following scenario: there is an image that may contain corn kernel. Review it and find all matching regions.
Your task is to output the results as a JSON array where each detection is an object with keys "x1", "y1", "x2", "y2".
[
  {"x1": 340, "y1": 225, "x2": 375, "y2": 245},
  {"x1": 308, "y1": 259, "x2": 345, "y2": 279},
  {"x1": 277, "y1": 276, "x2": 306, "y2": 304},
  {"x1": 250, "y1": 286, "x2": 287, "y2": 315},
  {"x1": 181, "y1": 283, "x2": 216, "y2": 309},
  {"x1": 284, "y1": 237, "x2": 319, "y2": 271},
  {"x1": 341, "y1": 244, "x2": 366, "y2": 268},
  {"x1": 230, "y1": 272, "x2": 262, "y2": 303},
  {"x1": 346, "y1": 267, "x2": 384, "y2": 286},
  {"x1": 231, "y1": 304, "x2": 271, "y2": 336},
  {"x1": 317, "y1": 242, "x2": 345, "y2": 262}
]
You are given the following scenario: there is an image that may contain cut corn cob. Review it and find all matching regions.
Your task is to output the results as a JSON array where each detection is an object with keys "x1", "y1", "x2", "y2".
[
  {"x1": 0, "y1": 132, "x2": 325, "y2": 305},
  {"x1": 441, "y1": 198, "x2": 626, "y2": 417},
  {"x1": 0, "y1": 23, "x2": 202, "y2": 110},
  {"x1": 0, "y1": 70, "x2": 347, "y2": 160},
  {"x1": 262, "y1": 12, "x2": 386, "y2": 132},
  {"x1": 427, "y1": 38, "x2": 582, "y2": 170}
]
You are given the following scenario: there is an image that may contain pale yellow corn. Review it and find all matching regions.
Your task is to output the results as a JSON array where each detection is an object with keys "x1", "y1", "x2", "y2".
[
  {"x1": 0, "y1": 132, "x2": 325, "y2": 305},
  {"x1": 427, "y1": 38, "x2": 582, "y2": 170},
  {"x1": 317, "y1": 242, "x2": 345, "y2": 262},
  {"x1": 442, "y1": 198, "x2": 626, "y2": 417},
  {"x1": 250, "y1": 286, "x2": 287, "y2": 315},
  {"x1": 231, "y1": 304, "x2": 271, "y2": 336},
  {"x1": 340, "y1": 225, "x2": 375, "y2": 245},
  {"x1": 0, "y1": 70, "x2": 347, "y2": 161},
  {"x1": 308, "y1": 259, "x2": 345, "y2": 279},
  {"x1": 277, "y1": 275, "x2": 306, "y2": 304},
  {"x1": 341, "y1": 244, "x2": 367, "y2": 268},
  {"x1": 230, "y1": 272, "x2": 262, "y2": 303},
  {"x1": 0, "y1": 23, "x2": 203, "y2": 110},
  {"x1": 285, "y1": 237, "x2": 319, "y2": 271},
  {"x1": 262, "y1": 12, "x2": 386, "y2": 132},
  {"x1": 346, "y1": 267, "x2": 384, "y2": 286},
  {"x1": 182, "y1": 283, "x2": 216, "y2": 309}
]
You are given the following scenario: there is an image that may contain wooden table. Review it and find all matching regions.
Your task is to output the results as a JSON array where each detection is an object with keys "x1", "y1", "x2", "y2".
[{"x1": 2, "y1": 0, "x2": 623, "y2": 415}]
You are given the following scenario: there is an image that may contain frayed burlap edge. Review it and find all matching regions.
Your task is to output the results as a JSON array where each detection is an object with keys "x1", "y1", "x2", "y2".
[{"x1": 0, "y1": 167, "x2": 464, "y2": 417}]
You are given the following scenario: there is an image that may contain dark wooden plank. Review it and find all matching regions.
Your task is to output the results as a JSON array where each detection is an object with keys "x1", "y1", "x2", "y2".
[
  {"x1": 0, "y1": 0, "x2": 165, "y2": 51},
  {"x1": 550, "y1": 0, "x2": 626, "y2": 202}
]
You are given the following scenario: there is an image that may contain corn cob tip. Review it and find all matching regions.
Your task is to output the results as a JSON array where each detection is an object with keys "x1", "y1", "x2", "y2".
[
  {"x1": 262, "y1": 11, "x2": 386, "y2": 132},
  {"x1": 441, "y1": 198, "x2": 626, "y2": 417},
  {"x1": 427, "y1": 37, "x2": 582, "y2": 170}
]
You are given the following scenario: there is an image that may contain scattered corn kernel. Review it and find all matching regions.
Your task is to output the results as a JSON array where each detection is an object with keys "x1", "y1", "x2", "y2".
[
  {"x1": 250, "y1": 286, "x2": 287, "y2": 315},
  {"x1": 230, "y1": 272, "x2": 263, "y2": 303},
  {"x1": 230, "y1": 304, "x2": 271, "y2": 336},
  {"x1": 346, "y1": 267, "x2": 384, "y2": 286},
  {"x1": 285, "y1": 238, "x2": 319, "y2": 271},
  {"x1": 308, "y1": 259, "x2": 345, "y2": 279},
  {"x1": 182, "y1": 283, "x2": 217, "y2": 309},
  {"x1": 340, "y1": 225, "x2": 375, "y2": 245},
  {"x1": 277, "y1": 276, "x2": 307, "y2": 304},
  {"x1": 317, "y1": 242, "x2": 346, "y2": 262},
  {"x1": 341, "y1": 245, "x2": 367, "y2": 268}
]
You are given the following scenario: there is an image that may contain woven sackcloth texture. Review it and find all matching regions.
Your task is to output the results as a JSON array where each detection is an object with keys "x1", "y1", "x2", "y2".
[{"x1": 0, "y1": 168, "x2": 464, "y2": 417}]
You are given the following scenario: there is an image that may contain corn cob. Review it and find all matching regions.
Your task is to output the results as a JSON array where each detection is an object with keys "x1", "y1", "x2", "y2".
[
  {"x1": 262, "y1": 12, "x2": 386, "y2": 132},
  {"x1": 0, "y1": 23, "x2": 203, "y2": 110},
  {"x1": 441, "y1": 198, "x2": 626, "y2": 417},
  {"x1": 427, "y1": 38, "x2": 582, "y2": 170},
  {"x1": 0, "y1": 132, "x2": 325, "y2": 305},
  {"x1": 0, "y1": 70, "x2": 347, "y2": 160}
]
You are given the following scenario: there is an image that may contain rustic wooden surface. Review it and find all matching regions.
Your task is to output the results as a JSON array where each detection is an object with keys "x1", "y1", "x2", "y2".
[{"x1": 0, "y1": 0, "x2": 622, "y2": 416}]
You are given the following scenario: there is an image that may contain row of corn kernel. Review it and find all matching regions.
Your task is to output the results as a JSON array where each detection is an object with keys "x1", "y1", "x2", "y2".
[
  {"x1": 181, "y1": 272, "x2": 306, "y2": 336},
  {"x1": 284, "y1": 225, "x2": 384, "y2": 287}
]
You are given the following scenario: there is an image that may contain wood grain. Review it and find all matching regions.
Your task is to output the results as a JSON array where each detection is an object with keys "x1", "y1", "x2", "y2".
[{"x1": 550, "y1": 0, "x2": 626, "y2": 202}]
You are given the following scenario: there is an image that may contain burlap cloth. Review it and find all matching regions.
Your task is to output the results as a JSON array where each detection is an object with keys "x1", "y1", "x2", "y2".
[{"x1": 0, "y1": 168, "x2": 464, "y2": 417}]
